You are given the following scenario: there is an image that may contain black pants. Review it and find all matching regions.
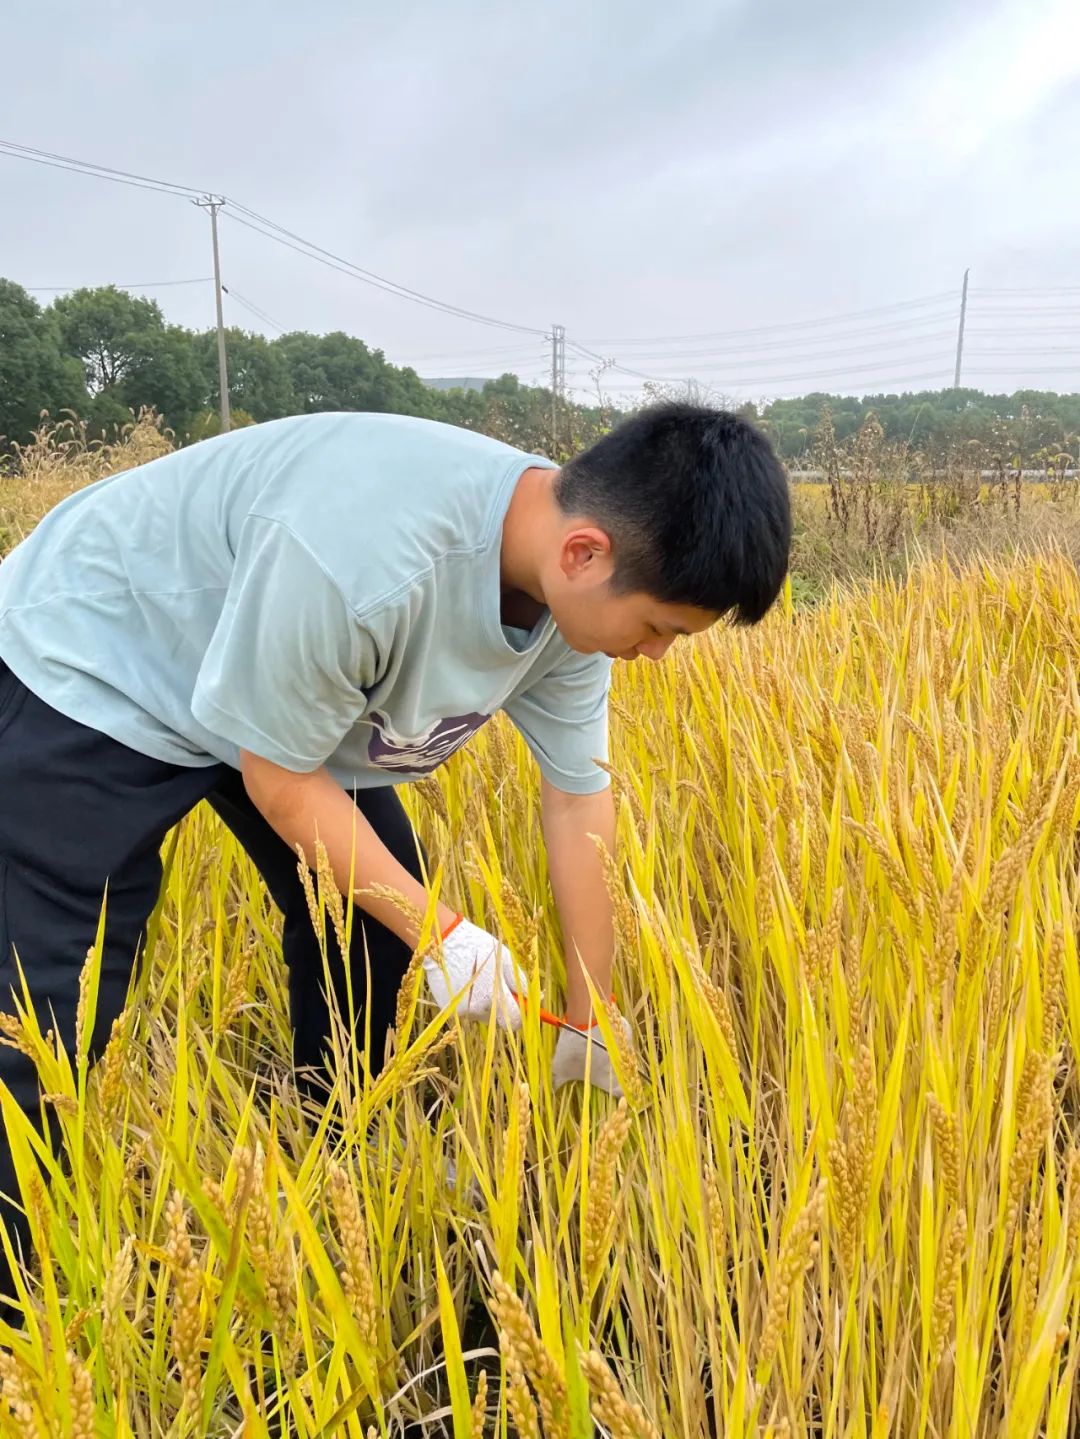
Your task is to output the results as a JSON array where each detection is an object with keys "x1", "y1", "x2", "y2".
[{"x1": 0, "y1": 659, "x2": 426, "y2": 1300}]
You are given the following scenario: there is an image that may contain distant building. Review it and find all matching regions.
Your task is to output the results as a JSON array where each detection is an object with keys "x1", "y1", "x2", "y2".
[{"x1": 420, "y1": 377, "x2": 493, "y2": 394}]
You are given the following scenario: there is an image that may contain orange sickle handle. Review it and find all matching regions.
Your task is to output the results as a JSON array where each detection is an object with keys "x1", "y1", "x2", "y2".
[{"x1": 514, "y1": 990, "x2": 617, "y2": 1031}]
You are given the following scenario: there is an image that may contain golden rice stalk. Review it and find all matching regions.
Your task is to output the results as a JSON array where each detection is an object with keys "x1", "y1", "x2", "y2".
[
  {"x1": 927, "y1": 1094, "x2": 962, "y2": 1208},
  {"x1": 491, "y1": 1272, "x2": 568, "y2": 1439},
  {"x1": 68, "y1": 1351, "x2": 94, "y2": 1439},
  {"x1": 847, "y1": 821, "x2": 920, "y2": 918},
  {"x1": 929, "y1": 861, "x2": 964, "y2": 994},
  {"x1": 0, "y1": 1012, "x2": 35, "y2": 1058},
  {"x1": 294, "y1": 844, "x2": 323, "y2": 942},
  {"x1": 414, "y1": 773, "x2": 450, "y2": 825},
  {"x1": 928, "y1": 1207, "x2": 967, "y2": 1370},
  {"x1": 986, "y1": 952, "x2": 1004, "y2": 1038},
  {"x1": 758, "y1": 1183, "x2": 828, "y2": 1368},
  {"x1": 314, "y1": 836, "x2": 348, "y2": 959},
  {"x1": 75, "y1": 947, "x2": 94, "y2": 1061},
  {"x1": 65, "y1": 1308, "x2": 92, "y2": 1348},
  {"x1": 579, "y1": 1347, "x2": 660, "y2": 1439},
  {"x1": 502, "y1": 1340, "x2": 540, "y2": 1439},
  {"x1": 201, "y1": 1176, "x2": 228, "y2": 1216},
  {"x1": 394, "y1": 940, "x2": 429, "y2": 1035},
  {"x1": 356, "y1": 881, "x2": 426, "y2": 940},
  {"x1": 1051, "y1": 762, "x2": 1080, "y2": 841},
  {"x1": 755, "y1": 825, "x2": 776, "y2": 939},
  {"x1": 102, "y1": 1236, "x2": 134, "y2": 1392},
  {"x1": 500, "y1": 1080, "x2": 532, "y2": 1184},
  {"x1": 0, "y1": 1350, "x2": 40, "y2": 1434},
  {"x1": 120, "y1": 1137, "x2": 150, "y2": 1202},
  {"x1": 590, "y1": 834, "x2": 636, "y2": 955},
  {"x1": 43, "y1": 1092, "x2": 79, "y2": 1119},
  {"x1": 499, "y1": 878, "x2": 530, "y2": 943},
  {"x1": 470, "y1": 1367, "x2": 489, "y2": 1438},
  {"x1": 888, "y1": 918, "x2": 912, "y2": 986},
  {"x1": 703, "y1": 1160, "x2": 727, "y2": 1271},
  {"x1": 1040, "y1": 924, "x2": 1065, "y2": 1051},
  {"x1": 594, "y1": 756, "x2": 647, "y2": 836},
  {"x1": 1017, "y1": 1199, "x2": 1043, "y2": 1359},
  {"x1": 605, "y1": 996, "x2": 646, "y2": 1109},
  {"x1": 1005, "y1": 1054, "x2": 1054, "y2": 1242},
  {"x1": 831, "y1": 1046, "x2": 876, "y2": 1273},
  {"x1": 843, "y1": 937, "x2": 862, "y2": 1049},
  {"x1": 164, "y1": 1190, "x2": 203, "y2": 1418},
  {"x1": 1066, "y1": 1146, "x2": 1080, "y2": 1265},
  {"x1": 220, "y1": 947, "x2": 252, "y2": 1032},
  {"x1": 692, "y1": 958, "x2": 738, "y2": 1055},
  {"x1": 327, "y1": 1163, "x2": 378, "y2": 1350},
  {"x1": 1015, "y1": 1050, "x2": 1041, "y2": 1129},
  {"x1": 97, "y1": 1007, "x2": 131, "y2": 1122},
  {"x1": 235, "y1": 1146, "x2": 294, "y2": 1333},
  {"x1": 585, "y1": 1099, "x2": 632, "y2": 1280},
  {"x1": 25, "y1": 1171, "x2": 50, "y2": 1252},
  {"x1": 983, "y1": 844, "x2": 1025, "y2": 921}
]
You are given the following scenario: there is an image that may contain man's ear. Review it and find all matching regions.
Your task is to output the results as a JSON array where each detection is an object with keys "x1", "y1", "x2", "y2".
[{"x1": 559, "y1": 526, "x2": 614, "y2": 581}]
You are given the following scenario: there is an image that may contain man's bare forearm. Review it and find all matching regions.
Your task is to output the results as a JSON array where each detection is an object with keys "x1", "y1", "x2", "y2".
[
  {"x1": 239, "y1": 750, "x2": 457, "y2": 946},
  {"x1": 541, "y1": 778, "x2": 617, "y2": 1026}
]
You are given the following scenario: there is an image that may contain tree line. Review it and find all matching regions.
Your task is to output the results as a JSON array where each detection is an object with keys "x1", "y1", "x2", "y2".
[{"x1": 2, "y1": 277, "x2": 1077, "y2": 462}]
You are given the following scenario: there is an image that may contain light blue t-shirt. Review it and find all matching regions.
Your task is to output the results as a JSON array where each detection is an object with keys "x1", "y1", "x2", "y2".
[{"x1": 0, "y1": 412, "x2": 613, "y2": 794}]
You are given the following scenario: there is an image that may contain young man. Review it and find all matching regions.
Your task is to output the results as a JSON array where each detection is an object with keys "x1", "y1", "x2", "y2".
[{"x1": 0, "y1": 400, "x2": 790, "y2": 1290}]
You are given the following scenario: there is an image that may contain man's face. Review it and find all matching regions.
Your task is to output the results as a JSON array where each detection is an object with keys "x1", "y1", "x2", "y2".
[{"x1": 543, "y1": 525, "x2": 719, "y2": 660}]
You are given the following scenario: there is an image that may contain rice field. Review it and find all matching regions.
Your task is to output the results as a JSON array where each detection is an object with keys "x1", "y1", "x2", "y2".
[{"x1": 0, "y1": 427, "x2": 1079, "y2": 1436}]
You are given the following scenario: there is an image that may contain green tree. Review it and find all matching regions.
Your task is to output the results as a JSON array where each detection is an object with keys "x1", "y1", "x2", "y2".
[
  {"x1": 50, "y1": 287, "x2": 207, "y2": 437},
  {"x1": 192, "y1": 328, "x2": 296, "y2": 427},
  {"x1": 0, "y1": 280, "x2": 86, "y2": 447},
  {"x1": 275, "y1": 331, "x2": 440, "y2": 417}
]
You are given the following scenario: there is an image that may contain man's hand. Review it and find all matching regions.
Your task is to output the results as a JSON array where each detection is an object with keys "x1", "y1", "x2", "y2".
[
  {"x1": 551, "y1": 1011, "x2": 633, "y2": 1097},
  {"x1": 424, "y1": 916, "x2": 524, "y2": 1030}
]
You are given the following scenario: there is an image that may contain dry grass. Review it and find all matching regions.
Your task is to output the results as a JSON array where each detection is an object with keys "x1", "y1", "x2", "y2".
[
  {"x1": 0, "y1": 415, "x2": 1077, "y2": 1435},
  {"x1": 0, "y1": 409, "x2": 173, "y2": 557}
]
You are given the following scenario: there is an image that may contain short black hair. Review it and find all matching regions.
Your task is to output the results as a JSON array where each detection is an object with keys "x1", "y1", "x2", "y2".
[{"x1": 554, "y1": 401, "x2": 792, "y2": 624}]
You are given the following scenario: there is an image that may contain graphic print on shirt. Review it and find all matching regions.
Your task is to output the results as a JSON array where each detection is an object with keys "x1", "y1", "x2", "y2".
[{"x1": 366, "y1": 710, "x2": 490, "y2": 774}]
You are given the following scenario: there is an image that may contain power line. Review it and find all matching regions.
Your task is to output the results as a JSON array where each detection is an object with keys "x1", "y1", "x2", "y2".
[
  {"x1": 2, "y1": 137, "x2": 548, "y2": 339},
  {"x1": 574, "y1": 310, "x2": 959, "y2": 361},
  {"x1": 25, "y1": 277, "x2": 211, "y2": 291},
  {"x1": 595, "y1": 368, "x2": 958, "y2": 393},
  {"x1": 970, "y1": 286, "x2": 1080, "y2": 296},
  {"x1": 574, "y1": 327, "x2": 959, "y2": 368},
  {"x1": 394, "y1": 341, "x2": 549, "y2": 364},
  {"x1": 0, "y1": 139, "x2": 204, "y2": 199},
  {"x1": 222, "y1": 207, "x2": 546, "y2": 337},
  {"x1": 596, "y1": 350, "x2": 954, "y2": 382},
  {"x1": 962, "y1": 366, "x2": 1080, "y2": 376},
  {"x1": 964, "y1": 307, "x2": 1080, "y2": 318},
  {"x1": 222, "y1": 285, "x2": 288, "y2": 334},
  {"x1": 967, "y1": 326, "x2": 1080, "y2": 337},
  {"x1": 579, "y1": 290, "x2": 958, "y2": 348},
  {"x1": 962, "y1": 346, "x2": 1080, "y2": 356},
  {"x1": 6, "y1": 138, "x2": 1076, "y2": 399}
]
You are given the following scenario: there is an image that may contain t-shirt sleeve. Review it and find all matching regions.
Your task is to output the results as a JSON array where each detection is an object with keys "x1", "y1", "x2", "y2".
[
  {"x1": 503, "y1": 650, "x2": 613, "y2": 795},
  {"x1": 191, "y1": 515, "x2": 374, "y2": 772}
]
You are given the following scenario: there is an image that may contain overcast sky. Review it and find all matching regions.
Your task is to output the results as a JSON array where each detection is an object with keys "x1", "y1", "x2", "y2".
[{"x1": 3, "y1": 0, "x2": 1079, "y2": 402}]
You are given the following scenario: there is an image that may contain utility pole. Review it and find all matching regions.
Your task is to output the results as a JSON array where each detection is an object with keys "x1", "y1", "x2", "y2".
[
  {"x1": 953, "y1": 267, "x2": 969, "y2": 390},
  {"x1": 550, "y1": 323, "x2": 566, "y2": 455},
  {"x1": 195, "y1": 195, "x2": 231, "y2": 434}
]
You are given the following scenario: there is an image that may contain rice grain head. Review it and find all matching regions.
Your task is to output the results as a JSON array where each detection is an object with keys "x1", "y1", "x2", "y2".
[
  {"x1": 929, "y1": 1207, "x2": 967, "y2": 1370},
  {"x1": 759, "y1": 1183, "x2": 828, "y2": 1368},
  {"x1": 579, "y1": 1347, "x2": 660, "y2": 1439}
]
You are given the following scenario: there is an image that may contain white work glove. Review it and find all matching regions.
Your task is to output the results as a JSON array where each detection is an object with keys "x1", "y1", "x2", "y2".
[
  {"x1": 551, "y1": 1012, "x2": 633, "y2": 1097},
  {"x1": 423, "y1": 915, "x2": 523, "y2": 1030}
]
